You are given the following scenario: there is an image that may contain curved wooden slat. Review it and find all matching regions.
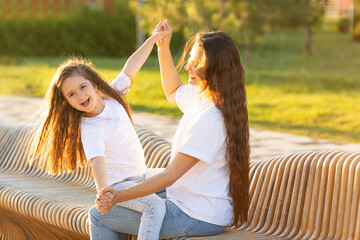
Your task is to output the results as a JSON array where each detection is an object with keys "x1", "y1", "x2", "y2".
[{"x1": 0, "y1": 122, "x2": 360, "y2": 240}]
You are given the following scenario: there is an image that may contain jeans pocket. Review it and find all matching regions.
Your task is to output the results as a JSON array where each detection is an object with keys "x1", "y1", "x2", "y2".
[
  {"x1": 185, "y1": 220, "x2": 226, "y2": 237},
  {"x1": 184, "y1": 221, "x2": 201, "y2": 236}
]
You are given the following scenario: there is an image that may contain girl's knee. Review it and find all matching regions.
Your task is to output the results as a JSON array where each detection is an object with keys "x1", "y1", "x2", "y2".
[
  {"x1": 89, "y1": 205, "x2": 103, "y2": 223},
  {"x1": 152, "y1": 198, "x2": 166, "y2": 217},
  {"x1": 143, "y1": 196, "x2": 166, "y2": 218}
]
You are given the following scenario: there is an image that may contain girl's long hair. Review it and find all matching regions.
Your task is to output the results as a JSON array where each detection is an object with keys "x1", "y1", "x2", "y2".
[
  {"x1": 178, "y1": 32, "x2": 250, "y2": 227},
  {"x1": 28, "y1": 57, "x2": 132, "y2": 174}
]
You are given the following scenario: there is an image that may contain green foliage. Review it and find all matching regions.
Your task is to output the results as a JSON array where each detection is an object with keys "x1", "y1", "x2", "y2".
[
  {"x1": 139, "y1": 0, "x2": 264, "y2": 47},
  {"x1": 338, "y1": 18, "x2": 350, "y2": 33},
  {"x1": 138, "y1": 0, "x2": 330, "y2": 62},
  {"x1": 136, "y1": 0, "x2": 187, "y2": 54},
  {"x1": 0, "y1": 30, "x2": 359, "y2": 143},
  {"x1": 246, "y1": 0, "x2": 328, "y2": 29},
  {"x1": 0, "y1": 2, "x2": 136, "y2": 56},
  {"x1": 322, "y1": 18, "x2": 340, "y2": 32}
]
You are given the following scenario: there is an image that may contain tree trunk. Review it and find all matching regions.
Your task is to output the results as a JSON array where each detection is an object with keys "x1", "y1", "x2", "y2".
[
  {"x1": 17, "y1": 0, "x2": 24, "y2": 12},
  {"x1": 219, "y1": 0, "x2": 226, "y2": 29},
  {"x1": 104, "y1": 0, "x2": 115, "y2": 14},
  {"x1": 245, "y1": 43, "x2": 251, "y2": 68},
  {"x1": 306, "y1": 23, "x2": 313, "y2": 56},
  {"x1": 136, "y1": 0, "x2": 145, "y2": 48},
  {"x1": 64, "y1": 0, "x2": 71, "y2": 12},
  {"x1": 54, "y1": 0, "x2": 60, "y2": 12},
  {"x1": 43, "y1": 0, "x2": 49, "y2": 13},
  {"x1": 30, "y1": 0, "x2": 39, "y2": 12}
]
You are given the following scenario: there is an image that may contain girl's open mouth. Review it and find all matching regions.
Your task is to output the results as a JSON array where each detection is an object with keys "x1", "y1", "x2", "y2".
[{"x1": 81, "y1": 99, "x2": 90, "y2": 107}]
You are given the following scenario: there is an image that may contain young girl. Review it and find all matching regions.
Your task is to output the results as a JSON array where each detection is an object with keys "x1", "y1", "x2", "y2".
[
  {"x1": 29, "y1": 30, "x2": 170, "y2": 240},
  {"x1": 92, "y1": 20, "x2": 250, "y2": 238}
]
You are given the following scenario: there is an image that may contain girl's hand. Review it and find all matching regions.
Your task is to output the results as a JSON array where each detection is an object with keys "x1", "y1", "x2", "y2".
[
  {"x1": 150, "y1": 29, "x2": 171, "y2": 45},
  {"x1": 154, "y1": 20, "x2": 172, "y2": 49}
]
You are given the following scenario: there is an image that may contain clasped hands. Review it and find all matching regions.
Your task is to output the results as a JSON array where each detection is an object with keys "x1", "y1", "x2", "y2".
[
  {"x1": 153, "y1": 19, "x2": 172, "y2": 47},
  {"x1": 95, "y1": 187, "x2": 117, "y2": 215}
]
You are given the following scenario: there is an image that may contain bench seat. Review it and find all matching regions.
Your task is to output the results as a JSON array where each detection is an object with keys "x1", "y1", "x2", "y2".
[{"x1": 1, "y1": 121, "x2": 360, "y2": 240}]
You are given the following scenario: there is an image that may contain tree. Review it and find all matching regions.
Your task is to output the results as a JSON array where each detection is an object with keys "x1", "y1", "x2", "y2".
[
  {"x1": 139, "y1": 0, "x2": 264, "y2": 67},
  {"x1": 260, "y1": 0, "x2": 328, "y2": 56},
  {"x1": 135, "y1": 0, "x2": 145, "y2": 48},
  {"x1": 354, "y1": 0, "x2": 360, "y2": 41}
]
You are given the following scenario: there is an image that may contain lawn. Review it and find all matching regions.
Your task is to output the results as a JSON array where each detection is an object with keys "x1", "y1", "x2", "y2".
[{"x1": 0, "y1": 29, "x2": 359, "y2": 143}]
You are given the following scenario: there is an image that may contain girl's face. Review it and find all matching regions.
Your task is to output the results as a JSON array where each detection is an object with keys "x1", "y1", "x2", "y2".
[
  {"x1": 61, "y1": 75, "x2": 104, "y2": 117},
  {"x1": 186, "y1": 43, "x2": 204, "y2": 87}
]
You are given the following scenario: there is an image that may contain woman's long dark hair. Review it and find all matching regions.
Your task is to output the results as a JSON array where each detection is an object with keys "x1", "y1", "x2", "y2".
[
  {"x1": 178, "y1": 32, "x2": 250, "y2": 227},
  {"x1": 29, "y1": 57, "x2": 132, "y2": 174}
]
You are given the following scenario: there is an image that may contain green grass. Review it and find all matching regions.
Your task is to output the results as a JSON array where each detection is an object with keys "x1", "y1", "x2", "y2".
[
  {"x1": 245, "y1": 30, "x2": 360, "y2": 143},
  {"x1": 0, "y1": 29, "x2": 359, "y2": 143}
]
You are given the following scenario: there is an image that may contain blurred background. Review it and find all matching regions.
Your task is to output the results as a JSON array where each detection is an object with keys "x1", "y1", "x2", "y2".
[{"x1": 0, "y1": 0, "x2": 359, "y2": 143}]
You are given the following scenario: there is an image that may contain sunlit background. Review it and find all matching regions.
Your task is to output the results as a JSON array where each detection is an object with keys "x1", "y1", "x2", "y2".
[{"x1": 0, "y1": 0, "x2": 359, "y2": 143}]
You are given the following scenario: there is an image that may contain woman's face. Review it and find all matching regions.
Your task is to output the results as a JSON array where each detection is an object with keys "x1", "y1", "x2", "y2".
[
  {"x1": 61, "y1": 75, "x2": 104, "y2": 117},
  {"x1": 186, "y1": 43, "x2": 204, "y2": 87}
]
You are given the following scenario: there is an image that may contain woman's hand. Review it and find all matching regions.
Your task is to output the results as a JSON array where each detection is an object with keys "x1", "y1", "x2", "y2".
[
  {"x1": 154, "y1": 20, "x2": 172, "y2": 49},
  {"x1": 95, "y1": 187, "x2": 118, "y2": 214}
]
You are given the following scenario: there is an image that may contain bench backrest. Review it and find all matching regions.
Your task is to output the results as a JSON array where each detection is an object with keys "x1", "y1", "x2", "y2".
[
  {"x1": 0, "y1": 122, "x2": 172, "y2": 190},
  {"x1": 242, "y1": 151, "x2": 360, "y2": 239},
  {"x1": 1, "y1": 122, "x2": 359, "y2": 239}
]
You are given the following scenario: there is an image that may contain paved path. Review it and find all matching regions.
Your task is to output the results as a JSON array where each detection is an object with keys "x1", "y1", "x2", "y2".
[{"x1": 0, "y1": 96, "x2": 359, "y2": 161}]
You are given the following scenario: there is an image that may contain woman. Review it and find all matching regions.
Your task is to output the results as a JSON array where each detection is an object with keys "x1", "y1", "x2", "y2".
[{"x1": 90, "y1": 20, "x2": 250, "y2": 239}]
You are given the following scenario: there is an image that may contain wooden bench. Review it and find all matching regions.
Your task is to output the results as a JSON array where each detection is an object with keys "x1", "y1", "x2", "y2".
[{"x1": 0, "y1": 121, "x2": 359, "y2": 240}]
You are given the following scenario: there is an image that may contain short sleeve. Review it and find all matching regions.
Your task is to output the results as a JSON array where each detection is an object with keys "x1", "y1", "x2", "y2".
[
  {"x1": 110, "y1": 71, "x2": 131, "y2": 95},
  {"x1": 81, "y1": 128, "x2": 105, "y2": 164},
  {"x1": 175, "y1": 84, "x2": 200, "y2": 113},
  {"x1": 177, "y1": 118, "x2": 225, "y2": 165}
]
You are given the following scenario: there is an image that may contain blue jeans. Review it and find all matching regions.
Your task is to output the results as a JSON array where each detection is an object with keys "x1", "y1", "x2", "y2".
[
  {"x1": 89, "y1": 195, "x2": 226, "y2": 239},
  {"x1": 89, "y1": 174, "x2": 166, "y2": 240}
]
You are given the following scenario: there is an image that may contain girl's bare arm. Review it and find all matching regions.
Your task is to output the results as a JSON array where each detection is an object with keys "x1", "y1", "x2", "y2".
[
  {"x1": 90, "y1": 156, "x2": 107, "y2": 193},
  {"x1": 122, "y1": 31, "x2": 170, "y2": 81}
]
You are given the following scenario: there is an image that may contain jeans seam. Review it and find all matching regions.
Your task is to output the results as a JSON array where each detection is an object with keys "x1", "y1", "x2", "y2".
[
  {"x1": 91, "y1": 212, "x2": 119, "y2": 240},
  {"x1": 184, "y1": 220, "x2": 201, "y2": 236},
  {"x1": 97, "y1": 212, "x2": 141, "y2": 223},
  {"x1": 144, "y1": 214, "x2": 154, "y2": 239},
  {"x1": 163, "y1": 200, "x2": 184, "y2": 220},
  {"x1": 91, "y1": 215, "x2": 103, "y2": 240},
  {"x1": 127, "y1": 196, "x2": 162, "y2": 240}
]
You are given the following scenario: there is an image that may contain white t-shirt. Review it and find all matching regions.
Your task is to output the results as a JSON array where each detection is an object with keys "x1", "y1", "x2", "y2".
[
  {"x1": 166, "y1": 84, "x2": 233, "y2": 226},
  {"x1": 80, "y1": 72, "x2": 146, "y2": 186}
]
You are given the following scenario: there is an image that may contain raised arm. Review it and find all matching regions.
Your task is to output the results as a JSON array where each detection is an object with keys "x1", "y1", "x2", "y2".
[
  {"x1": 157, "y1": 20, "x2": 183, "y2": 105},
  {"x1": 122, "y1": 30, "x2": 170, "y2": 81}
]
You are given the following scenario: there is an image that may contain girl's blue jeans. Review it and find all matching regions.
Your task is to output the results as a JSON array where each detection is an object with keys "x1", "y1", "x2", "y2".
[
  {"x1": 89, "y1": 174, "x2": 166, "y2": 240},
  {"x1": 89, "y1": 175, "x2": 226, "y2": 239}
]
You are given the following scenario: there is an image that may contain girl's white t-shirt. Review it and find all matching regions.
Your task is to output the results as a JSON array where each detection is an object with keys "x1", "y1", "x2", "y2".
[
  {"x1": 80, "y1": 72, "x2": 146, "y2": 186},
  {"x1": 166, "y1": 84, "x2": 233, "y2": 226}
]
